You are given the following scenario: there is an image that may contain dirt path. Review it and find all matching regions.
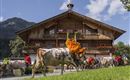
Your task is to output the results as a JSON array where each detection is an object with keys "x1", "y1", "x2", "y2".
[{"x1": 0, "y1": 69, "x2": 76, "y2": 80}]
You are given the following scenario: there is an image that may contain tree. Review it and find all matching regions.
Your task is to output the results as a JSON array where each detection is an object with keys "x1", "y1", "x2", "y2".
[
  {"x1": 120, "y1": 0, "x2": 130, "y2": 11},
  {"x1": 9, "y1": 35, "x2": 25, "y2": 57},
  {"x1": 114, "y1": 41, "x2": 130, "y2": 57},
  {"x1": 125, "y1": 45, "x2": 130, "y2": 56}
]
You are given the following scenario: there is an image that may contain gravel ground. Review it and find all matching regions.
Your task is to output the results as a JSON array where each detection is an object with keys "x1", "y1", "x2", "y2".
[{"x1": 0, "y1": 69, "x2": 76, "y2": 80}]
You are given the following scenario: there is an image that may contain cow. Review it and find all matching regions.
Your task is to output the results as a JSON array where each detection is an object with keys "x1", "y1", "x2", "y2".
[{"x1": 32, "y1": 48, "x2": 81, "y2": 78}]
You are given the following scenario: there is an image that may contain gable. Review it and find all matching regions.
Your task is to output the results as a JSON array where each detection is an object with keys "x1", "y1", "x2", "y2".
[{"x1": 16, "y1": 10, "x2": 125, "y2": 40}]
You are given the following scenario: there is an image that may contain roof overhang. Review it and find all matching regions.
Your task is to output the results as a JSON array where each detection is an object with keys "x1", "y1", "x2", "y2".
[{"x1": 16, "y1": 10, "x2": 126, "y2": 40}]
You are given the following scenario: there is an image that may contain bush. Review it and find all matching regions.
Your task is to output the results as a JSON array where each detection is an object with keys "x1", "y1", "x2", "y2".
[
  {"x1": 25, "y1": 66, "x2": 32, "y2": 75},
  {"x1": 13, "y1": 69, "x2": 22, "y2": 76}
]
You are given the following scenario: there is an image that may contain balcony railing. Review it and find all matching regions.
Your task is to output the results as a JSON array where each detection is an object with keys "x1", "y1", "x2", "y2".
[
  {"x1": 42, "y1": 33, "x2": 99, "y2": 40},
  {"x1": 43, "y1": 35, "x2": 56, "y2": 39},
  {"x1": 83, "y1": 33, "x2": 99, "y2": 39},
  {"x1": 30, "y1": 34, "x2": 99, "y2": 40}
]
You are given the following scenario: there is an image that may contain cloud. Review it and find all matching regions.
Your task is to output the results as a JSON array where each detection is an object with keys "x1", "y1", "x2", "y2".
[
  {"x1": 60, "y1": 0, "x2": 69, "y2": 10},
  {"x1": 86, "y1": 0, "x2": 127, "y2": 21},
  {"x1": 86, "y1": 0, "x2": 109, "y2": 20},
  {"x1": 60, "y1": 0, "x2": 73, "y2": 11},
  {"x1": 108, "y1": 0, "x2": 126, "y2": 17},
  {"x1": 0, "y1": 16, "x2": 4, "y2": 22}
]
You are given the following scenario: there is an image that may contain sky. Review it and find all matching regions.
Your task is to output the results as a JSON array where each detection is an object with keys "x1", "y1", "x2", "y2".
[{"x1": 0, "y1": 0, "x2": 130, "y2": 45}]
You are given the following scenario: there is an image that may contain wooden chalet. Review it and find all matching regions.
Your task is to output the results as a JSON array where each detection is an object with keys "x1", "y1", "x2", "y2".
[{"x1": 16, "y1": 3, "x2": 125, "y2": 56}]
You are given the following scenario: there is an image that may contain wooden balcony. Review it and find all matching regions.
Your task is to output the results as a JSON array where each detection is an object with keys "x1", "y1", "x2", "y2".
[
  {"x1": 85, "y1": 49, "x2": 110, "y2": 54},
  {"x1": 42, "y1": 35, "x2": 56, "y2": 39},
  {"x1": 82, "y1": 33, "x2": 99, "y2": 39},
  {"x1": 96, "y1": 46, "x2": 113, "y2": 49},
  {"x1": 42, "y1": 33, "x2": 99, "y2": 40}
]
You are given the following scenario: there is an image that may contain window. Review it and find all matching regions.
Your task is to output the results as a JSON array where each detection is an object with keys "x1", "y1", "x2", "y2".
[
  {"x1": 92, "y1": 29, "x2": 98, "y2": 33},
  {"x1": 77, "y1": 30, "x2": 82, "y2": 34},
  {"x1": 49, "y1": 29, "x2": 55, "y2": 35},
  {"x1": 58, "y1": 29, "x2": 63, "y2": 32},
  {"x1": 67, "y1": 29, "x2": 73, "y2": 33},
  {"x1": 82, "y1": 43, "x2": 89, "y2": 47},
  {"x1": 46, "y1": 43, "x2": 55, "y2": 48},
  {"x1": 86, "y1": 29, "x2": 91, "y2": 34},
  {"x1": 59, "y1": 43, "x2": 65, "y2": 47},
  {"x1": 35, "y1": 43, "x2": 40, "y2": 47}
]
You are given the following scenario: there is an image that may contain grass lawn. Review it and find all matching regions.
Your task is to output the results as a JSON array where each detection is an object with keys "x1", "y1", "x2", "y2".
[{"x1": 26, "y1": 66, "x2": 130, "y2": 80}]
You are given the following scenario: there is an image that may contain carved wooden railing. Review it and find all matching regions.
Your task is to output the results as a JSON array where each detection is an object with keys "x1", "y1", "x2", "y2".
[
  {"x1": 42, "y1": 33, "x2": 99, "y2": 40},
  {"x1": 82, "y1": 33, "x2": 99, "y2": 39}
]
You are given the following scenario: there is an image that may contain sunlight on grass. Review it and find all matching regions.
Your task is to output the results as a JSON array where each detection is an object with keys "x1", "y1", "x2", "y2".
[{"x1": 25, "y1": 66, "x2": 130, "y2": 80}]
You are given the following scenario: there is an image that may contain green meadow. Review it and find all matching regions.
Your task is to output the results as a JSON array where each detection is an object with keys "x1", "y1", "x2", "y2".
[{"x1": 26, "y1": 66, "x2": 130, "y2": 80}]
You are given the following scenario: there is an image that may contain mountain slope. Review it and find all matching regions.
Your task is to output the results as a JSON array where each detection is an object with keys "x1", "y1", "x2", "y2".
[
  {"x1": 0, "y1": 17, "x2": 35, "y2": 59},
  {"x1": 0, "y1": 17, "x2": 35, "y2": 39}
]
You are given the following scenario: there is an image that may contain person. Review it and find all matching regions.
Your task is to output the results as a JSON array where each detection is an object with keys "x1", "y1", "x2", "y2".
[
  {"x1": 24, "y1": 53, "x2": 31, "y2": 67},
  {"x1": 87, "y1": 57, "x2": 94, "y2": 65},
  {"x1": 115, "y1": 55, "x2": 122, "y2": 64}
]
